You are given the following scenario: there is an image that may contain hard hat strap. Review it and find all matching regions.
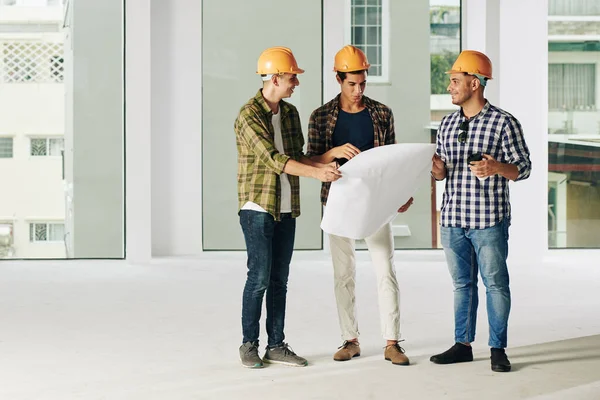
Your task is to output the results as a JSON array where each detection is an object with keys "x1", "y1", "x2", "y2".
[{"x1": 472, "y1": 73, "x2": 487, "y2": 87}]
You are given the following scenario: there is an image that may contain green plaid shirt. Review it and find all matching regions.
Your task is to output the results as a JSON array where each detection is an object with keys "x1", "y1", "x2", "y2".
[
  {"x1": 307, "y1": 94, "x2": 396, "y2": 205},
  {"x1": 235, "y1": 90, "x2": 305, "y2": 221}
]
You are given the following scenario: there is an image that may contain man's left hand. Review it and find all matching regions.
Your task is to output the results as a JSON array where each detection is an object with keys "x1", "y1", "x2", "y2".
[
  {"x1": 469, "y1": 154, "x2": 500, "y2": 178},
  {"x1": 398, "y1": 197, "x2": 414, "y2": 213}
]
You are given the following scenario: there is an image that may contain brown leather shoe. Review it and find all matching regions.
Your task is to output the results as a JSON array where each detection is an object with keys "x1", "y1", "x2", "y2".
[
  {"x1": 384, "y1": 342, "x2": 410, "y2": 365},
  {"x1": 333, "y1": 340, "x2": 361, "y2": 361}
]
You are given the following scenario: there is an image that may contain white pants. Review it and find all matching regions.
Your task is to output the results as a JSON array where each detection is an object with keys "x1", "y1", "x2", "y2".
[{"x1": 329, "y1": 222, "x2": 401, "y2": 341}]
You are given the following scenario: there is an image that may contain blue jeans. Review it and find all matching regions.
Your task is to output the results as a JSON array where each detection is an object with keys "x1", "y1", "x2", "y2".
[
  {"x1": 239, "y1": 210, "x2": 296, "y2": 348},
  {"x1": 440, "y1": 218, "x2": 511, "y2": 349}
]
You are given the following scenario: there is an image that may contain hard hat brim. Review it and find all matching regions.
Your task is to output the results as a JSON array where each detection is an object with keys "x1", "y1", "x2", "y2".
[
  {"x1": 333, "y1": 64, "x2": 371, "y2": 73},
  {"x1": 256, "y1": 67, "x2": 305, "y2": 75},
  {"x1": 445, "y1": 69, "x2": 493, "y2": 79}
]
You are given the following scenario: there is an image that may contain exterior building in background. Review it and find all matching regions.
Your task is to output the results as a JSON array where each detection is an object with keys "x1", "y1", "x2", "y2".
[
  {"x1": 429, "y1": 2, "x2": 460, "y2": 248},
  {"x1": 0, "y1": 0, "x2": 66, "y2": 258},
  {"x1": 429, "y1": 3, "x2": 460, "y2": 122},
  {"x1": 548, "y1": 0, "x2": 600, "y2": 248}
]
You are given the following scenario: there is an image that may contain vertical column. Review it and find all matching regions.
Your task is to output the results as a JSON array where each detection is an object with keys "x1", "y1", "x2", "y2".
[
  {"x1": 150, "y1": 0, "x2": 202, "y2": 256},
  {"x1": 498, "y1": 0, "x2": 548, "y2": 263},
  {"x1": 126, "y1": 0, "x2": 152, "y2": 263},
  {"x1": 464, "y1": 0, "x2": 548, "y2": 262},
  {"x1": 462, "y1": 0, "x2": 500, "y2": 105}
]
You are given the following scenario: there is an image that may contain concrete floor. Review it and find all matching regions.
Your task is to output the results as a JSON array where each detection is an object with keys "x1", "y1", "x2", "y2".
[{"x1": 0, "y1": 250, "x2": 599, "y2": 399}]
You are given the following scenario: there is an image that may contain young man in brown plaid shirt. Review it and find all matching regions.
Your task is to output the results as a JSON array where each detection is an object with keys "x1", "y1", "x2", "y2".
[
  {"x1": 235, "y1": 47, "x2": 340, "y2": 368},
  {"x1": 307, "y1": 45, "x2": 413, "y2": 366}
]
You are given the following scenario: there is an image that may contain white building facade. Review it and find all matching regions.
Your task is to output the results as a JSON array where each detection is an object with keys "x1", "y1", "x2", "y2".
[{"x1": 0, "y1": 1, "x2": 65, "y2": 258}]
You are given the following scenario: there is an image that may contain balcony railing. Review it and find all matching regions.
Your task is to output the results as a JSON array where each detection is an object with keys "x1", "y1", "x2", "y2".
[
  {"x1": 550, "y1": 0, "x2": 600, "y2": 16},
  {"x1": 0, "y1": 40, "x2": 64, "y2": 83}
]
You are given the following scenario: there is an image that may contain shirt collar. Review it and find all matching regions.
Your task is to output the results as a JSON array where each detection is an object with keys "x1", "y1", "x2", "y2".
[
  {"x1": 254, "y1": 89, "x2": 273, "y2": 116},
  {"x1": 460, "y1": 100, "x2": 490, "y2": 121},
  {"x1": 332, "y1": 93, "x2": 374, "y2": 111},
  {"x1": 254, "y1": 89, "x2": 291, "y2": 119}
]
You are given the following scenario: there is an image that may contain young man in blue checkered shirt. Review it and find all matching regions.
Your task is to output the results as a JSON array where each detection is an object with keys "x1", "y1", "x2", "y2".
[{"x1": 430, "y1": 50, "x2": 532, "y2": 373}]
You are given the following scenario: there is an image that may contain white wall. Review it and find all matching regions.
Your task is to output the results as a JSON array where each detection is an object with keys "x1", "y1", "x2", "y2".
[
  {"x1": 0, "y1": 4, "x2": 63, "y2": 21},
  {"x1": 431, "y1": 94, "x2": 457, "y2": 112},
  {"x1": 150, "y1": 0, "x2": 202, "y2": 257},
  {"x1": 0, "y1": 83, "x2": 65, "y2": 258}
]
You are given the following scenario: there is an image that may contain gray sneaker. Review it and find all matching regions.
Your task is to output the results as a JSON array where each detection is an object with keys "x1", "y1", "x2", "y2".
[
  {"x1": 263, "y1": 343, "x2": 308, "y2": 367},
  {"x1": 239, "y1": 341, "x2": 263, "y2": 368}
]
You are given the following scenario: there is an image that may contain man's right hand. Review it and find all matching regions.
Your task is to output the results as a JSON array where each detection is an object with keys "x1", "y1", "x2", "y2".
[
  {"x1": 431, "y1": 154, "x2": 446, "y2": 180},
  {"x1": 330, "y1": 143, "x2": 361, "y2": 160},
  {"x1": 314, "y1": 162, "x2": 342, "y2": 182}
]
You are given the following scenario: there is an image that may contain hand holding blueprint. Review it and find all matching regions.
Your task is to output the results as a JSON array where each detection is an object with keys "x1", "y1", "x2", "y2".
[{"x1": 321, "y1": 143, "x2": 436, "y2": 240}]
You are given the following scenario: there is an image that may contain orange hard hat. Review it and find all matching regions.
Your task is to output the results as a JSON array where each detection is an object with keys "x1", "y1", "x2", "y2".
[
  {"x1": 446, "y1": 50, "x2": 493, "y2": 79},
  {"x1": 333, "y1": 45, "x2": 370, "y2": 73},
  {"x1": 256, "y1": 47, "x2": 304, "y2": 75}
]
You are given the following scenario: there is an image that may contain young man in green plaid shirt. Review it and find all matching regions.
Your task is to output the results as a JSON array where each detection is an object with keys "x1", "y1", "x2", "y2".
[{"x1": 235, "y1": 46, "x2": 340, "y2": 368}]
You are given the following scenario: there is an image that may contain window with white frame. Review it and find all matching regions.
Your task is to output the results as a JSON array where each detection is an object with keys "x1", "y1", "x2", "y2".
[
  {"x1": 30, "y1": 137, "x2": 64, "y2": 156},
  {"x1": 348, "y1": 0, "x2": 388, "y2": 81},
  {"x1": 549, "y1": 0, "x2": 600, "y2": 16},
  {"x1": 29, "y1": 222, "x2": 64, "y2": 242},
  {"x1": 548, "y1": 63, "x2": 596, "y2": 110},
  {"x1": 0, "y1": 137, "x2": 13, "y2": 158}
]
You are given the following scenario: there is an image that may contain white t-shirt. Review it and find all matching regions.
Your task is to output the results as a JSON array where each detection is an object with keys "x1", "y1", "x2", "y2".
[{"x1": 241, "y1": 110, "x2": 292, "y2": 213}]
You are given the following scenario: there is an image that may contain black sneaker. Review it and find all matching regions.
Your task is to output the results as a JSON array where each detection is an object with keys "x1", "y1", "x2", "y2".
[
  {"x1": 491, "y1": 348, "x2": 511, "y2": 372},
  {"x1": 430, "y1": 343, "x2": 474, "y2": 364}
]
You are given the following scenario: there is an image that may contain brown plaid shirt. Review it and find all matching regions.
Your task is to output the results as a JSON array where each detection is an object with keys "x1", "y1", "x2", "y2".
[
  {"x1": 307, "y1": 94, "x2": 396, "y2": 205},
  {"x1": 234, "y1": 90, "x2": 305, "y2": 221}
]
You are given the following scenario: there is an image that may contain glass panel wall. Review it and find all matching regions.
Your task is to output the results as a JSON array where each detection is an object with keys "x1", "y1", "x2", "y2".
[
  {"x1": 0, "y1": 0, "x2": 124, "y2": 259},
  {"x1": 203, "y1": 0, "x2": 461, "y2": 250},
  {"x1": 429, "y1": 0, "x2": 461, "y2": 248},
  {"x1": 548, "y1": 2, "x2": 600, "y2": 248},
  {"x1": 202, "y1": 1, "x2": 323, "y2": 250}
]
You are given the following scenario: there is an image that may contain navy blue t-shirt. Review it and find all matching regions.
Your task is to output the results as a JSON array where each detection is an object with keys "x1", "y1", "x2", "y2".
[{"x1": 332, "y1": 108, "x2": 374, "y2": 165}]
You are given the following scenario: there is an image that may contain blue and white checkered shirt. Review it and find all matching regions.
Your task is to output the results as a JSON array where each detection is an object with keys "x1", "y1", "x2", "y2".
[{"x1": 436, "y1": 101, "x2": 532, "y2": 229}]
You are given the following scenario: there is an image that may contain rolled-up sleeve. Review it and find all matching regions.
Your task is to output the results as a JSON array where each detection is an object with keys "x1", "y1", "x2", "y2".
[
  {"x1": 384, "y1": 109, "x2": 396, "y2": 145},
  {"x1": 502, "y1": 117, "x2": 532, "y2": 181},
  {"x1": 291, "y1": 111, "x2": 305, "y2": 161},
  {"x1": 436, "y1": 117, "x2": 447, "y2": 161},
  {"x1": 236, "y1": 108, "x2": 289, "y2": 175}
]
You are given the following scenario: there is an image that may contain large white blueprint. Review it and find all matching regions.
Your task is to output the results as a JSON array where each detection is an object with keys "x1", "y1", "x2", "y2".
[{"x1": 321, "y1": 143, "x2": 436, "y2": 240}]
